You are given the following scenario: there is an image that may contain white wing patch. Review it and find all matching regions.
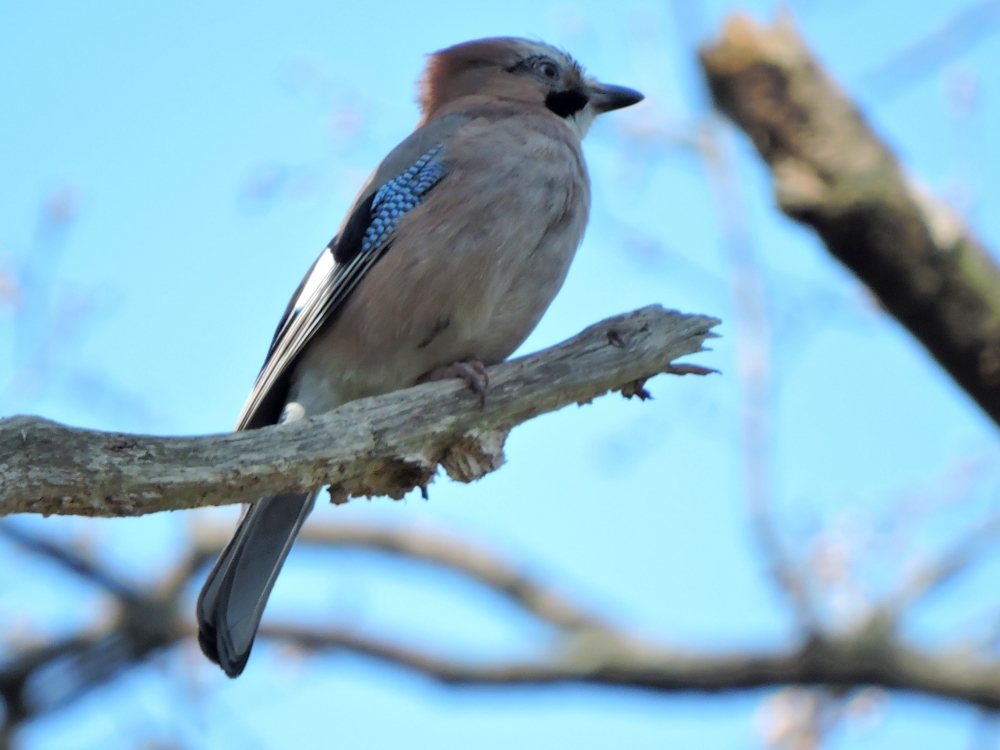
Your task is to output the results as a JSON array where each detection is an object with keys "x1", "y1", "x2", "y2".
[
  {"x1": 292, "y1": 248, "x2": 334, "y2": 316},
  {"x1": 233, "y1": 140, "x2": 449, "y2": 431}
]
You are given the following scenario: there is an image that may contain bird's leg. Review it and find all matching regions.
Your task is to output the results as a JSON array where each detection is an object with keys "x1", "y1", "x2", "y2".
[{"x1": 420, "y1": 360, "x2": 489, "y2": 407}]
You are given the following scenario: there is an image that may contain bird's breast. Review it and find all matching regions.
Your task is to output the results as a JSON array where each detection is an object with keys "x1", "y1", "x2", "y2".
[{"x1": 290, "y1": 112, "x2": 591, "y2": 411}]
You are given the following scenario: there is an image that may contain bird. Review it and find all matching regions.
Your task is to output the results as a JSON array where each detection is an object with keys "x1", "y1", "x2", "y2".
[{"x1": 196, "y1": 37, "x2": 643, "y2": 677}]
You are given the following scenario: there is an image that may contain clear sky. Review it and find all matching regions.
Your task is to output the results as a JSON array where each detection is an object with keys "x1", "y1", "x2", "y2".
[{"x1": 2, "y1": 0, "x2": 1000, "y2": 748}]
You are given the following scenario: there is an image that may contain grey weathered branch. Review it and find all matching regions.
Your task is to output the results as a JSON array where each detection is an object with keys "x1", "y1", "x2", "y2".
[
  {"x1": 0, "y1": 306, "x2": 718, "y2": 519},
  {"x1": 700, "y1": 14, "x2": 1000, "y2": 429}
]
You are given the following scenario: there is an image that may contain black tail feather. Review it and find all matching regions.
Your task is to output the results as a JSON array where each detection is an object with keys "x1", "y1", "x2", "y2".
[{"x1": 196, "y1": 492, "x2": 317, "y2": 677}]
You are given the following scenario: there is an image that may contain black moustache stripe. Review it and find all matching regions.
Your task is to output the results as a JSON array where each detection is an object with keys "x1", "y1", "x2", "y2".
[{"x1": 545, "y1": 89, "x2": 589, "y2": 118}]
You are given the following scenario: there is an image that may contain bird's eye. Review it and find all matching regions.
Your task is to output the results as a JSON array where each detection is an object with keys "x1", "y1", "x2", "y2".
[{"x1": 536, "y1": 60, "x2": 560, "y2": 80}]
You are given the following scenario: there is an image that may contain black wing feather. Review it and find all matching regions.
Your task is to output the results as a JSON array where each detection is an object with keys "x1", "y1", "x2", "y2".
[
  {"x1": 235, "y1": 139, "x2": 448, "y2": 431},
  {"x1": 265, "y1": 251, "x2": 324, "y2": 361},
  {"x1": 332, "y1": 193, "x2": 376, "y2": 265}
]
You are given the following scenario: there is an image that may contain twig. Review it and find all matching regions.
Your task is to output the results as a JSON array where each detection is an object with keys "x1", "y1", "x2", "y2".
[
  {"x1": 890, "y1": 512, "x2": 1000, "y2": 616},
  {"x1": 659, "y1": 0, "x2": 816, "y2": 632},
  {"x1": 857, "y1": 0, "x2": 1000, "y2": 101},
  {"x1": 195, "y1": 522, "x2": 607, "y2": 632},
  {"x1": 0, "y1": 521, "x2": 140, "y2": 601},
  {"x1": 699, "y1": 114, "x2": 815, "y2": 631}
]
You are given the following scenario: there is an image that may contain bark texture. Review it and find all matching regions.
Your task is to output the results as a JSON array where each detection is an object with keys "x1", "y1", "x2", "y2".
[{"x1": 0, "y1": 306, "x2": 718, "y2": 518}]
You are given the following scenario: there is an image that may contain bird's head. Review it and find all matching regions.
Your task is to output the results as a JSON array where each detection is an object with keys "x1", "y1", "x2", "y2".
[{"x1": 418, "y1": 37, "x2": 643, "y2": 138}]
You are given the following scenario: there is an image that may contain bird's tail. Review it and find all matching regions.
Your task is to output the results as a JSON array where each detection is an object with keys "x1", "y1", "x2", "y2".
[{"x1": 196, "y1": 491, "x2": 317, "y2": 677}]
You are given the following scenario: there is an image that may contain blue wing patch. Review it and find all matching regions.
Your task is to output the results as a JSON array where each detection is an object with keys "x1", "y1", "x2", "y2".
[
  {"x1": 236, "y1": 143, "x2": 447, "y2": 429},
  {"x1": 362, "y1": 144, "x2": 445, "y2": 254}
]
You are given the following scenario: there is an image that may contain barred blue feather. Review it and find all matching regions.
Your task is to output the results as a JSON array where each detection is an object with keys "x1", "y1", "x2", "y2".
[{"x1": 361, "y1": 144, "x2": 445, "y2": 254}]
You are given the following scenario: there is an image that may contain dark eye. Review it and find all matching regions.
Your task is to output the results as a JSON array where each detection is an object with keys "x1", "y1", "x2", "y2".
[{"x1": 536, "y1": 60, "x2": 560, "y2": 80}]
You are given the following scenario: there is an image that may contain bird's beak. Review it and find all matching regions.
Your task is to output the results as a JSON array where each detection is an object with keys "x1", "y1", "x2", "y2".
[{"x1": 587, "y1": 82, "x2": 644, "y2": 113}]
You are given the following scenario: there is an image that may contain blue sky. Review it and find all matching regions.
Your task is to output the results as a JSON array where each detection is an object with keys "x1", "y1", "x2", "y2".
[{"x1": 2, "y1": 0, "x2": 1000, "y2": 748}]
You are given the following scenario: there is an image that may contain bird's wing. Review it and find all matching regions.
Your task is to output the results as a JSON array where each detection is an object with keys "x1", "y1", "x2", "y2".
[{"x1": 235, "y1": 115, "x2": 469, "y2": 430}]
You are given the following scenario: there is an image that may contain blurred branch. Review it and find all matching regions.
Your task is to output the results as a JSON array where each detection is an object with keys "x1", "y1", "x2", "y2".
[
  {"x1": 0, "y1": 522, "x2": 173, "y2": 743},
  {"x1": 700, "y1": 14, "x2": 1000, "y2": 431},
  {"x1": 697, "y1": 120, "x2": 816, "y2": 633},
  {"x1": 624, "y1": 1, "x2": 816, "y2": 633},
  {"x1": 168, "y1": 524, "x2": 1000, "y2": 709},
  {"x1": 0, "y1": 634, "x2": 99, "y2": 733},
  {"x1": 11, "y1": 517, "x2": 1000, "y2": 748},
  {"x1": 258, "y1": 617, "x2": 1000, "y2": 709},
  {"x1": 857, "y1": 0, "x2": 1000, "y2": 101},
  {"x1": 666, "y1": 0, "x2": 815, "y2": 631},
  {"x1": 0, "y1": 306, "x2": 718, "y2": 518},
  {"x1": 889, "y1": 512, "x2": 1000, "y2": 616},
  {"x1": 293, "y1": 524, "x2": 604, "y2": 631},
  {"x1": 0, "y1": 622, "x2": 184, "y2": 742},
  {"x1": 241, "y1": 525, "x2": 1000, "y2": 710},
  {"x1": 191, "y1": 521, "x2": 610, "y2": 632},
  {"x1": 0, "y1": 521, "x2": 141, "y2": 601}
]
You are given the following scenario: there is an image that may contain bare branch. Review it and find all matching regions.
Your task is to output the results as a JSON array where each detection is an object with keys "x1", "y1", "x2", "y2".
[
  {"x1": 700, "y1": 14, "x2": 1000, "y2": 430},
  {"x1": 890, "y1": 512, "x2": 1000, "y2": 615},
  {"x1": 298, "y1": 528, "x2": 599, "y2": 632},
  {"x1": 194, "y1": 522, "x2": 606, "y2": 632},
  {"x1": 857, "y1": 0, "x2": 1000, "y2": 101},
  {"x1": 0, "y1": 521, "x2": 140, "y2": 601},
  {"x1": 9, "y1": 514, "x2": 1000, "y2": 743},
  {"x1": 0, "y1": 307, "x2": 718, "y2": 519},
  {"x1": 0, "y1": 634, "x2": 101, "y2": 727},
  {"x1": 201, "y1": 522, "x2": 1000, "y2": 711},
  {"x1": 697, "y1": 120, "x2": 817, "y2": 632},
  {"x1": 257, "y1": 619, "x2": 1000, "y2": 710},
  {"x1": 0, "y1": 586, "x2": 186, "y2": 736}
]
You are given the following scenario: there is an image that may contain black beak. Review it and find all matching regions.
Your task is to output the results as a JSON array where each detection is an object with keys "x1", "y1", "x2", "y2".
[{"x1": 588, "y1": 82, "x2": 644, "y2": 113}]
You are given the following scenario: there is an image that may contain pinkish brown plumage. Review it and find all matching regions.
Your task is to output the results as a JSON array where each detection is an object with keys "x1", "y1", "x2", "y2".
[{"x1": 197, "y1": 37, "x2": 643, "y2": 678}]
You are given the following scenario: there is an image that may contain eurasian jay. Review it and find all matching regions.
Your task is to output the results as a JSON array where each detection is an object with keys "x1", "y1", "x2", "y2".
[{"x1": 197, "y1": 37, "x2": 643, "y2": 677}]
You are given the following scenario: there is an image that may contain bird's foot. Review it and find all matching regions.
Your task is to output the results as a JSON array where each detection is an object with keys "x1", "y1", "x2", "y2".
[{"x1": 422, "y1": 360, "x2": 489, "y2": 407}]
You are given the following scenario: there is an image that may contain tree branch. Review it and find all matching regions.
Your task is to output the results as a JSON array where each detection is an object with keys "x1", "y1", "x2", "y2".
[
  {"x1": 9, "y1": 516, "x2": 1000, "y2": 745},
  {"x1": 203, "y1": 522, "x2": 1000, "y2": 710},
  {"x1": 696, "y1": 121, "x2": 817, "y2": 632},
  {"x1": 856, "y1": 0, "x2": 1000, "y2": 101},
  {"x1": 889, "y1": 511, "x2": 1000, "y2": 616},
  {"x1": 260, "y1": 603, "x2": 1000, "y2": 710},
  {"x1": 195, "y1": 522, "x2": 607, "y2": 632},
  {"x1": 0, "y1": 306, "x2": 718, "y2": 518},
  {"x1": 0, "y1": 521, "x2": 141, "y2": 601},
  {"x1": 699, "y1": 14, "x2": 1000, "y2": 429}
]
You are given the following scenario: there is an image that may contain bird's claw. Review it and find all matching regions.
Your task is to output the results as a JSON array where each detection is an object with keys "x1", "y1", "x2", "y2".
[{"x1": 424, "y1": 360, "x2": 489, "y2": 407}]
